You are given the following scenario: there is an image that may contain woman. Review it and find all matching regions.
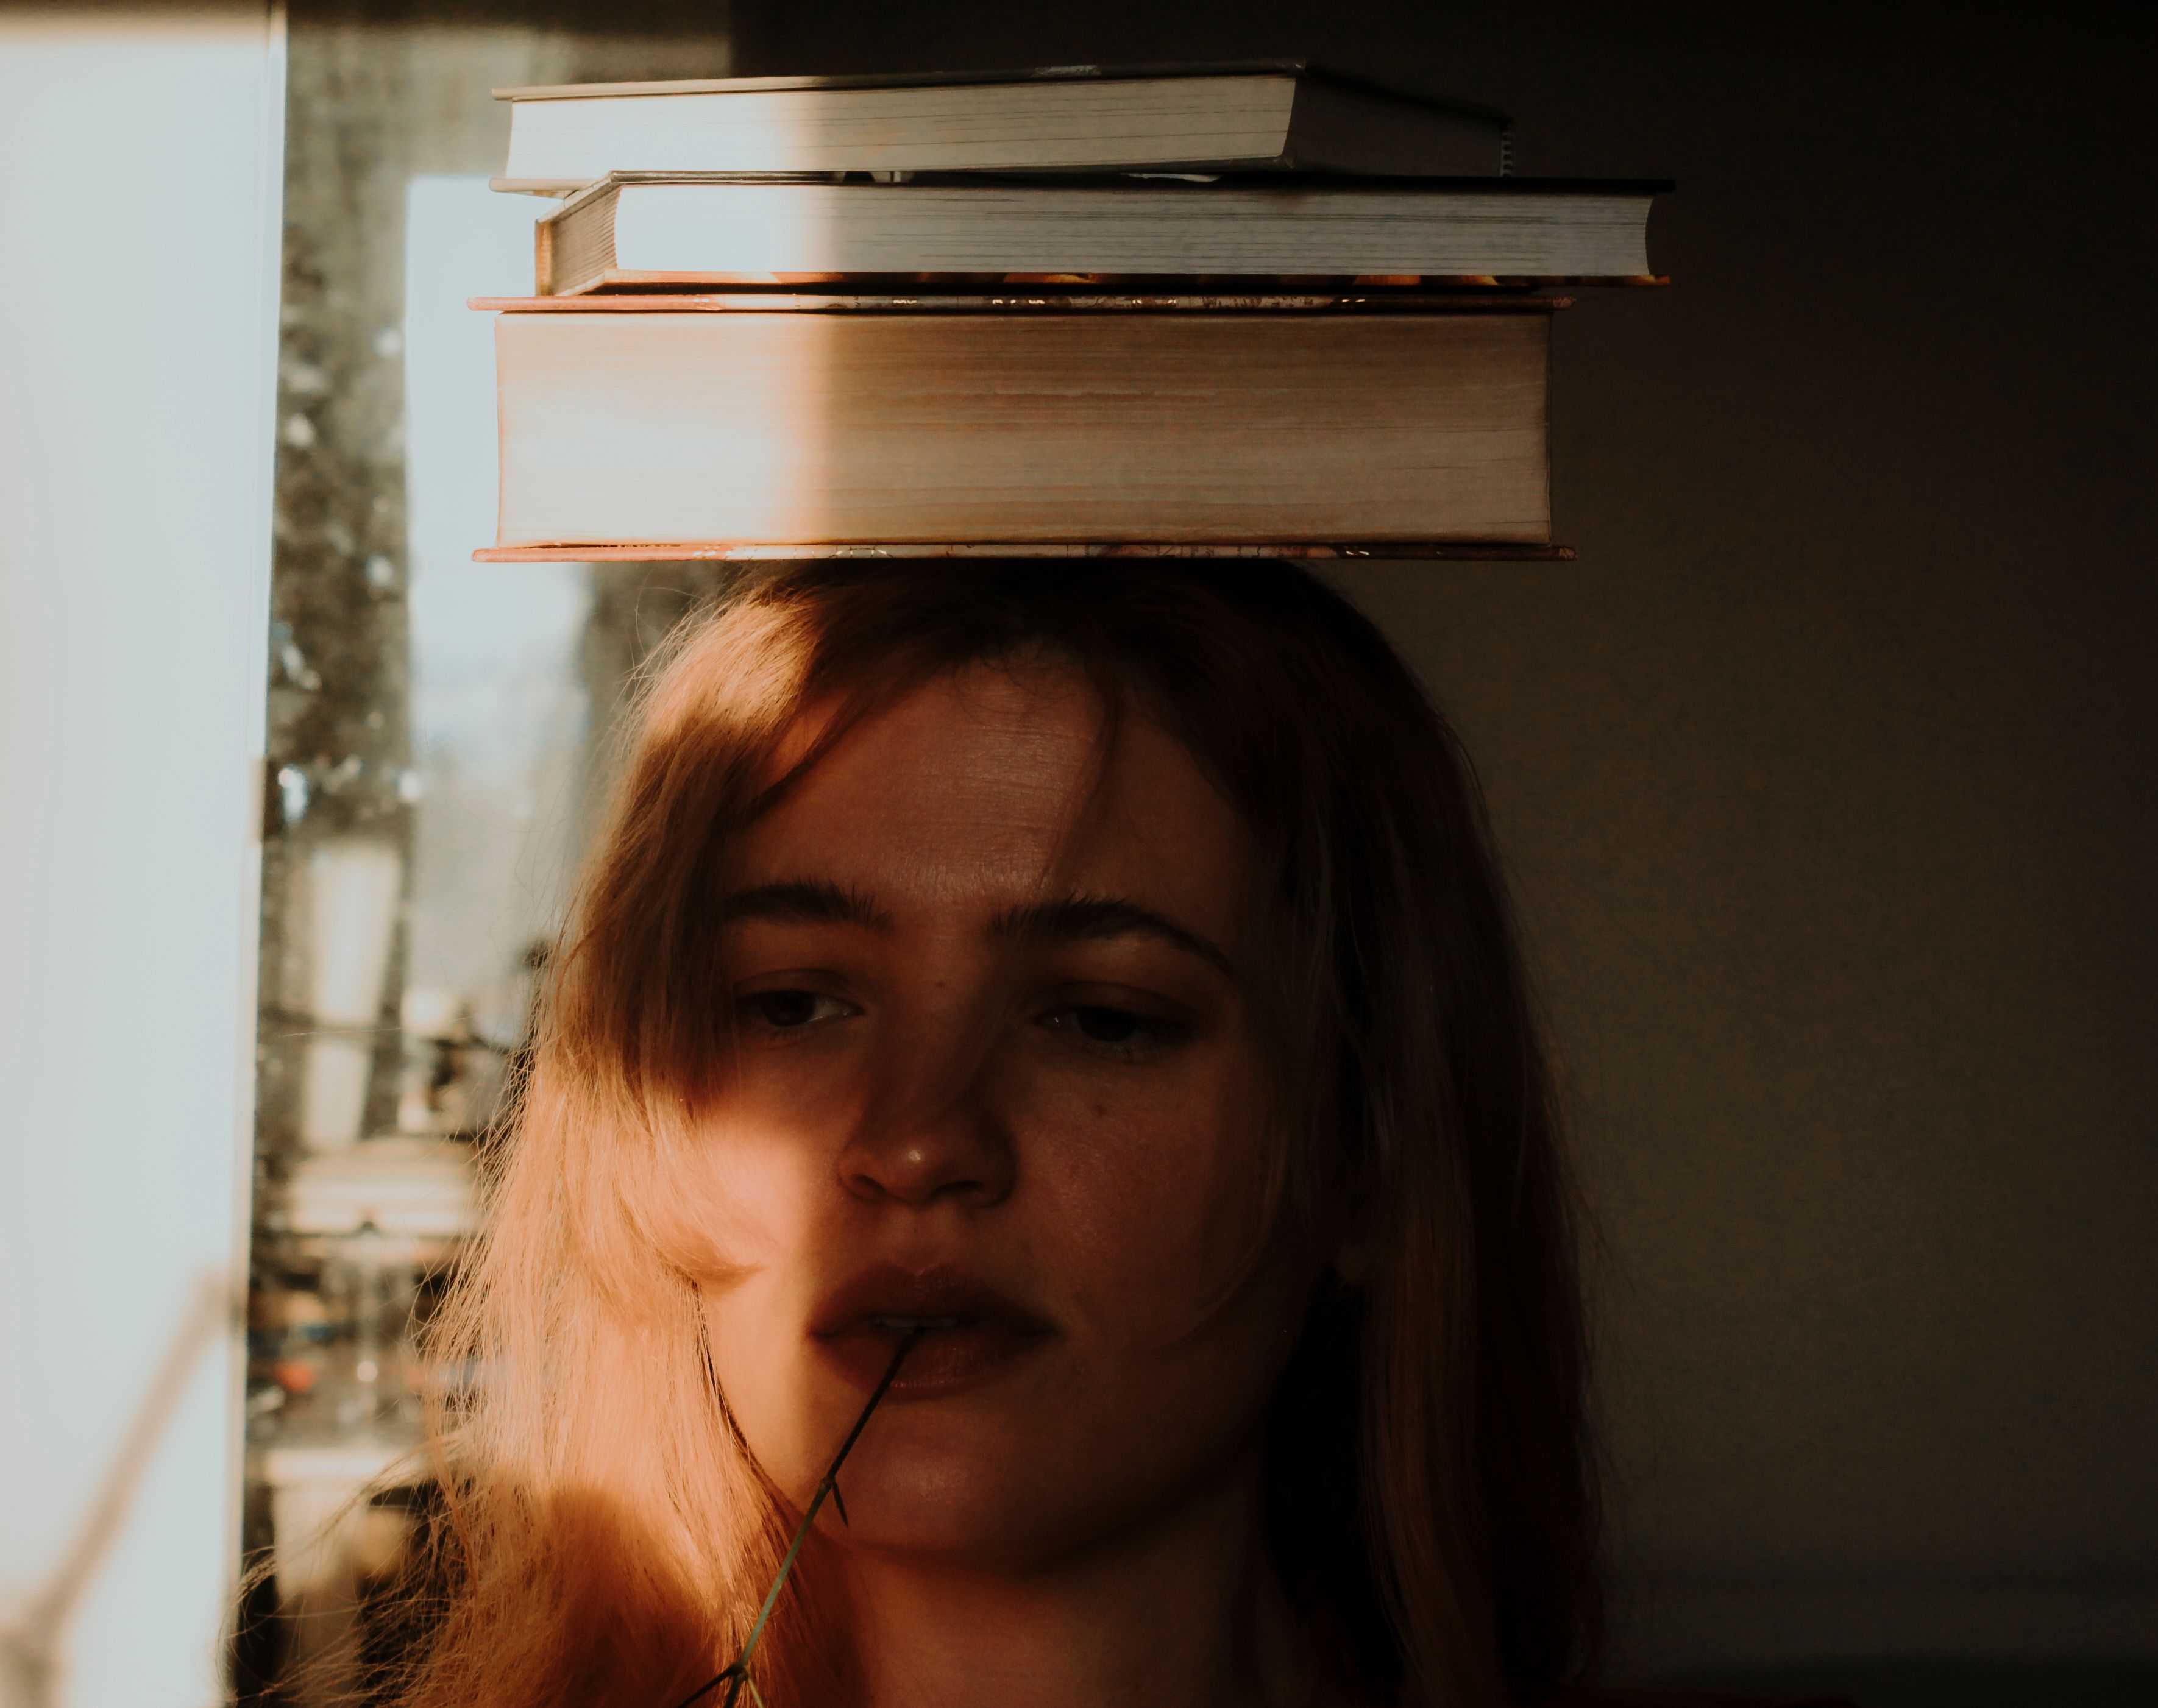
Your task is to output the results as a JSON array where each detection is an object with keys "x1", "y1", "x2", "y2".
[{"x1": 392, "y1": 558, "x2": 1599, "y2": 1708}]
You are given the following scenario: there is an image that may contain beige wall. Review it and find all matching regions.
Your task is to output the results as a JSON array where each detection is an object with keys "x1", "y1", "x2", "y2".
[
  {"x1": 1333, "y1": 533, "x2": 2154, "y2": 1665},
  {"x1": 1323, "y1": 17, "x2": 2157, "y2": 1667}
]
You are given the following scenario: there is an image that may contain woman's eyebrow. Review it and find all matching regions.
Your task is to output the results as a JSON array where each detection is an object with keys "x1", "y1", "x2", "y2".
[
  {"x1": 994, "y1": 896, "x2": 1238, "y2": 980},
  {"x1": 721, "y1": 879, "x2": 892, "y2": 929}
]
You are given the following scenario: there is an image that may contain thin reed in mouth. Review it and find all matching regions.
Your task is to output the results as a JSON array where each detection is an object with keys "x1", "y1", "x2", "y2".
[{"x1": 669, "y1": 1327, "x2": 925, "y2": 1708}]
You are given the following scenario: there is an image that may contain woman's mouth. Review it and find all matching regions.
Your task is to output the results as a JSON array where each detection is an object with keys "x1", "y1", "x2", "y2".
[{"x1": 811, "y1": 1267, "x2": 1054, "y2": 1398}]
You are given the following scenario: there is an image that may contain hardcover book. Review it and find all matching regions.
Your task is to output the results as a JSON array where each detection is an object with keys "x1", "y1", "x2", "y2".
[
  {"x1": 494, "y1": 61, "x2": 1512, "y2": 192},
  {"x1": 534, "y1": 174, "x2": 1660, "y2": 294},
  {"x1": 483, "y1": 298, "x2": 1557, "y2": 553}
]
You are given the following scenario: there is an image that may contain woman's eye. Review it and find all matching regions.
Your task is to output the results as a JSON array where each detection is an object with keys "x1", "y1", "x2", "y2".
[
  {"x1": 1070, "y1": 1005, "x2": 1141, "y2": 1043},
  {"x1": 739, "y1": 989, "x2": 856, "y2": 1032},
  {"x1": 1038, "y1": 1004, "x2": 1184, "y2": 1057}
]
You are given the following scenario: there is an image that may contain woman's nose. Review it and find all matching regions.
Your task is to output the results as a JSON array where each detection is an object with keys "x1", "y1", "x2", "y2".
[{"x1": 836, "y1": 1065, "x2": 1016, "y2": 1209}]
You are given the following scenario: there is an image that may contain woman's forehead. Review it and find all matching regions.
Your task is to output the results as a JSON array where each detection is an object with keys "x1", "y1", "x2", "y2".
[{"x1": 736, "y1": 664, "x2": 1249, "y2": 940}]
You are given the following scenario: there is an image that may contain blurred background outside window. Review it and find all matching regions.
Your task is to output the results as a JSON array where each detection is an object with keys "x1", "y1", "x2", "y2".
[{"x1": 233, "y1": 15, "x2": 728, "y2": 1701}]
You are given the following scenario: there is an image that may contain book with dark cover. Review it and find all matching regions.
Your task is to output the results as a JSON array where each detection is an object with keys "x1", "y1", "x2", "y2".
[{"x1": 494, "y1": 60, "x2": 1513, "y2": 193}]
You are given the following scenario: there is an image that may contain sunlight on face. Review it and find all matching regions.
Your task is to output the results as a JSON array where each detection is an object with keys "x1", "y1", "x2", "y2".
[{"x1": 686, "y1": 661, "x2": 1318, "y2": 1565}]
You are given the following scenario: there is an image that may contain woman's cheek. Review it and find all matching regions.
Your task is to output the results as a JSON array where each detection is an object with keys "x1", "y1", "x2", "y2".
[
  {"x1": 1023, "y1": 1054, "x2": 1267, "y2": 1345},
  {"x1": 641, "y1": 1112, "x2": 811, "y2": 1284}
]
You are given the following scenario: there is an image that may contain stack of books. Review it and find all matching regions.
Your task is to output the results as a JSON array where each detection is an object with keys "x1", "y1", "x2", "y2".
[{"x1": 470, "y1": 62, "x2": 1667, "y2": 561}]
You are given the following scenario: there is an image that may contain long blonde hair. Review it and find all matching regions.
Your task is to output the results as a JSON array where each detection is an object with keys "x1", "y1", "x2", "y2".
[{"x1": 389, "y1": 561, "x2": 1600, "y2": 1708}]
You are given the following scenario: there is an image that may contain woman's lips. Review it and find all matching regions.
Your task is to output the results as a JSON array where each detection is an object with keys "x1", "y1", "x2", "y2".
[
  {"x1": 809, "y1": 1263, "x2": 1054, "y2": 1399},
  {"x1": 813, "y1": 1319, "x2": 1051, "y2": 1399}
]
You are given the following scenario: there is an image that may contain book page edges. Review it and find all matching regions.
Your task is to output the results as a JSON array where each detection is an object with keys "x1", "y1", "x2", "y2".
[{"x1": 492, "y1": 315, "x2": 1550, "y2": 545}]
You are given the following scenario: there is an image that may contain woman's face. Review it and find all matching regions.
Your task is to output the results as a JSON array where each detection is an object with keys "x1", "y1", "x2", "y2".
[{"x1": 683, "y1": 661, "x2": 1318, "y2": 1565}]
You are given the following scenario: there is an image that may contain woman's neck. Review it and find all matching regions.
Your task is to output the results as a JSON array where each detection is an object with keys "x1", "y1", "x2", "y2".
[{"x1": 832, "y1": 1445, "x2": 1306, "y2": 1708}]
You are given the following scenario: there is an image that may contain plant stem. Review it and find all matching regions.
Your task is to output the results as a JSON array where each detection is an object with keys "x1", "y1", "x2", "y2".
[{"x1": 671, "y1": 1329, "x2": 923, "y2": 1708}]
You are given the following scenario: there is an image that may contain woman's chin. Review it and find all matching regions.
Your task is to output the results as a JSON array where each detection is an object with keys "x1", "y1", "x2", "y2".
[
  {"x1": 806, "y1": 1431, "x2": 1106, "y2": 1564},
  {"x1": 818, "y1": 1485, "x2": 1093, "y2": 1565}
]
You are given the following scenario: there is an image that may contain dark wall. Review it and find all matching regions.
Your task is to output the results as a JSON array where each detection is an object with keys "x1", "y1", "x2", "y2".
[{"x1": 729, "y1": 1, "x2": 2158, "y2": 1678}]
